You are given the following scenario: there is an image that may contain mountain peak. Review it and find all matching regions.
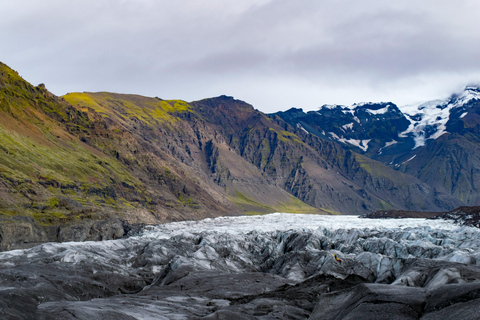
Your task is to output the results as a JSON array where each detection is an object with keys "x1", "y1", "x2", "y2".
[{"x1": 465, "y1": 85, "x2": 480, "y2": 93}]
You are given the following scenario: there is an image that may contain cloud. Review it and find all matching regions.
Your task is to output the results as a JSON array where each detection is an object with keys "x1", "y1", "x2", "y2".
[{"x1": 0, "y1": 0, "x2": 479, "y2": 112}]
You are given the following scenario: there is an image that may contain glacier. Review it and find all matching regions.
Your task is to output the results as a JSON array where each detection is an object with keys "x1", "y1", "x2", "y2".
[
  {"x1": 1, "y1": 213, "x2": 480, "y2": 319},
  {"x1": 399, "y1": 86, "x2": 480, "y2": 149}
]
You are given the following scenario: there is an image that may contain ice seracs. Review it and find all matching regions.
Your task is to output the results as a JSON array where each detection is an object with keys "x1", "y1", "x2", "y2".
[{"x1": 2, "y1": 213, "x2": 480, "y2": 319}]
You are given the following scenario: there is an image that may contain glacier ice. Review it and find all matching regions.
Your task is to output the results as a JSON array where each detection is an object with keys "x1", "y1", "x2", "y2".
[{"x1": 1, "y1": 213, "x2": 480, "y2": 319}]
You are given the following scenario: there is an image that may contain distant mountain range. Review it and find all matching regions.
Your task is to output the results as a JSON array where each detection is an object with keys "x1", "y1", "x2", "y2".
[
  {"x1": 0, "y1": 61, "x2": 477, "y2": 248},
  {"x1": 273, "y1": 86, "x2": 480, "y2": 207}
]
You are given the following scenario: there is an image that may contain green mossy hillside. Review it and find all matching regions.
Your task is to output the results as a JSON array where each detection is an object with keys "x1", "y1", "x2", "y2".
[{"x1": 64, "y1": 92, "x2": 192, "y2": 126}]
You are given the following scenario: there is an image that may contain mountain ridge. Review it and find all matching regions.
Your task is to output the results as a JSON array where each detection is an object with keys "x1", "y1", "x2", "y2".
[{"x1": 273, "y1": 85, "x2": 480, "y2": 208}]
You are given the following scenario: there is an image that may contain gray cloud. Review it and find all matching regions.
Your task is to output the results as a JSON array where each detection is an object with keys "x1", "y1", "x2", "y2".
[{"x1": 1, "y1": 0, "x2": 479, "y2": 112}]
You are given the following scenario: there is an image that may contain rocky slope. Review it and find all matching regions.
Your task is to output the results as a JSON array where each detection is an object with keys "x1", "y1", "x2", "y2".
[{"x1": 193, "y1": 96, "x2": 460, "y2": 214}]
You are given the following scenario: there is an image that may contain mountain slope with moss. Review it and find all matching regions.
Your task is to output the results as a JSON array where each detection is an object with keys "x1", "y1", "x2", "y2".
[{"x1": 0, "y1": 62, "x2": 324, "y2": 249}]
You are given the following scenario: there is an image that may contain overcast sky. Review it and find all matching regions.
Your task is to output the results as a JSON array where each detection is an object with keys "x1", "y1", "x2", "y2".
[{"x1": 1, "y1": 0, "x2": 480, "y2": 112}]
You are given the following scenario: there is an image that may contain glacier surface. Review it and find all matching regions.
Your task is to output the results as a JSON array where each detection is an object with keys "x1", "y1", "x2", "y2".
[{"x1": 1, "y1": 213, "x2": 480, "y2": 319}]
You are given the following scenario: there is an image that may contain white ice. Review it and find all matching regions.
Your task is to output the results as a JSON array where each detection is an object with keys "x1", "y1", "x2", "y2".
[
  {"x1": 399, "y1": 87, "x2": 480, "y2": 149},
  {"x1": 1, "y1": 214, "x2": 479, "y2": 284}
]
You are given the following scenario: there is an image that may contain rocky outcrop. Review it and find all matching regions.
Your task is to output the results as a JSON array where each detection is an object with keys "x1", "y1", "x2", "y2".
[
  {"x1": 0, "y1": 216, "x2": 126, "y2": 251},
  {"x1": 366, "y1": 205, "x2": 480, "y2": 229},
  {"x1": 0, "y1": 217, "x2": 49, "y2": 251},
  {"x1": 432, "y1": 206, "x2": 480, "y2": 228},
  {"x1": 191, "y1": 97, "x2": 460, "y2": 214}
]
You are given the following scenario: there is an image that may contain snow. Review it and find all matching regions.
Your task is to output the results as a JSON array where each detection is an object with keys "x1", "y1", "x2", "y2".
[
  {"x1": 460, "y1": 112, "x2": 468, "y2": 118},
  {"x1": 366, "y1": 106, "x2": 390, "y2": 115},
  {"x1": 385, "y1": 140, "x2": 398, "y2": 148},
  {"x1": 378, "y1": 140, "x2": 397, "y2": 155},
  {"x1": 352, "y1": 102, "x2": 370, "y2": 108},
  {"x1": 320, "y1": 104, "x2": 343, "y2": 110},
  {"x1": 454, "y1": 86, "x2": 480, "y2": 107},
  {"x1": 329, "y1": 132, "x2": 340, "y2": 140},
  {"x1": 341, "y1": 109, "x2": 355, "y2": 115},
  {"x1": 400, "y1": 155, "x2": 416, "y2": 165},
  {"x1": 329, "y1": 133, "x2": 370, "y2": 151},
  {"x1": 399, "y1": 87, "x2": 480, "y2": 149},
  {"x1": 399, "y1": 100, "x2": 450, "y2": 149},
  {"x1": 296, "y1": 123, "x2": 309, "y2": 134},
  {"x1": 340, "y1": 138, "x2": 370, "y2": 152},
  {"x1": 342, "y1": 122, "x2": 354, "y2": 130}
]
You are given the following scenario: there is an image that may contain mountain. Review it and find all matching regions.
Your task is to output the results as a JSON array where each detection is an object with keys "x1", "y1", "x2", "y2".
[
  {"x1": 273, "y1": 86, "x2": 480, "y2": 207},
  {"x1": 0, "y1": 61, "x2": 466, "y2": 249}
]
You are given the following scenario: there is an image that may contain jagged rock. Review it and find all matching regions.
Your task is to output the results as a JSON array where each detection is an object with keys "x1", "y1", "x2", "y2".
[
  {"x1": 0, "y1": 216, "x2": 48, "y2": 251},
  {"x1": 0, "y1": 217, "x2": 127, "y2": 251},
  {"x1": 56, "y1": 218, "x2": 125, "y2": 242},
  {"x1": 366, "y1": 205, "x2": 480, "y2": 229}
]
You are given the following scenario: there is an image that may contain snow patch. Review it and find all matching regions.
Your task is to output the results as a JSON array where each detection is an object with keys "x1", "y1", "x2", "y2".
[
  {"x1": 330, "y1": 131, "x2": 371, "y2": 151},
  {"x1": 337, "y1": 138, "x2": 371, "y2": 152},
  {"x1": 385, "y1": 140, "x2": 398, "y2": 148},
  {"x1": 342, "y1": 123, "x2": 354, "y2": 130},
  {"x1": 320, "y1": 104, "x2": 343, "y2": 110},
  {"x1": 342, "y1": 108, "x2": 355, "y2": 115},
  {"x1": 378, "y1": 140, "x2": 398, "y2": 154},
  {"x1": 352, "y1": 102, "x2": 369, "y2": 108},
  {"x1": 460, "y1": 112, "x2": 468, "y2": 118},
  {"x1": 329, "y1": 132, "x2": 340, "y2": 140},
  {"x1": 296, "y1": 123, "x2": 309, "y2": 134},
  {"x1": 400, "y1": 100, "x2": 449, "y2": 149},
  {"x1": 366, "y1": 106, "x2": 389, "y2": 115},
  {"x1": 402, "y1": 155, "x2": 416, "y2": 164}
]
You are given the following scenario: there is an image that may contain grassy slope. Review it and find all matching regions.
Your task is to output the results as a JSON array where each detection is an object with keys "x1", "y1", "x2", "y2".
[
  {"x1": 64, "y1": 92, "x2": 191, "y2": 125},
  {"x1": 0, "y1": 63, "x2": 148, "y2": 225}
]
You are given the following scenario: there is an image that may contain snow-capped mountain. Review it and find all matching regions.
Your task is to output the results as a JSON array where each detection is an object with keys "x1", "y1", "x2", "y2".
[
  {"x1": 400, "y1": 85, "x2": 480, "y2": 149},
  {"x1": 276, "y1": 102, "x2": 410, "y2": 155},
  {"x1": 275, "y1": 86, "x2": 480, "y2": 159},
  {"x1": 272, "y1": 85, "x2": 480, "y2": 207}
]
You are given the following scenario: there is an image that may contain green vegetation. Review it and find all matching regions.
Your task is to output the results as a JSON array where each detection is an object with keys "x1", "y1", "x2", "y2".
[
  {"x1": 63, "y1": 92, "x2": 193, "y2": 125},
  {"x1": 0, "y1": 124, "x2": 136, "y2": 187},
  {"x1": 377, "y1": 199, "x2": 394, "y2": 210},
  {"x1": 317, "y1": 207, "x2": 342, "y2": 215},
  {"x1": 229, "y1": 191, "x2": 320, "y2": 215},
  {"x1": 0, "y1": 70, "x2": 147, "y2": 226},
  {"x1": 268, "y1": 128, "x2": 305, "y2": 145}
]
